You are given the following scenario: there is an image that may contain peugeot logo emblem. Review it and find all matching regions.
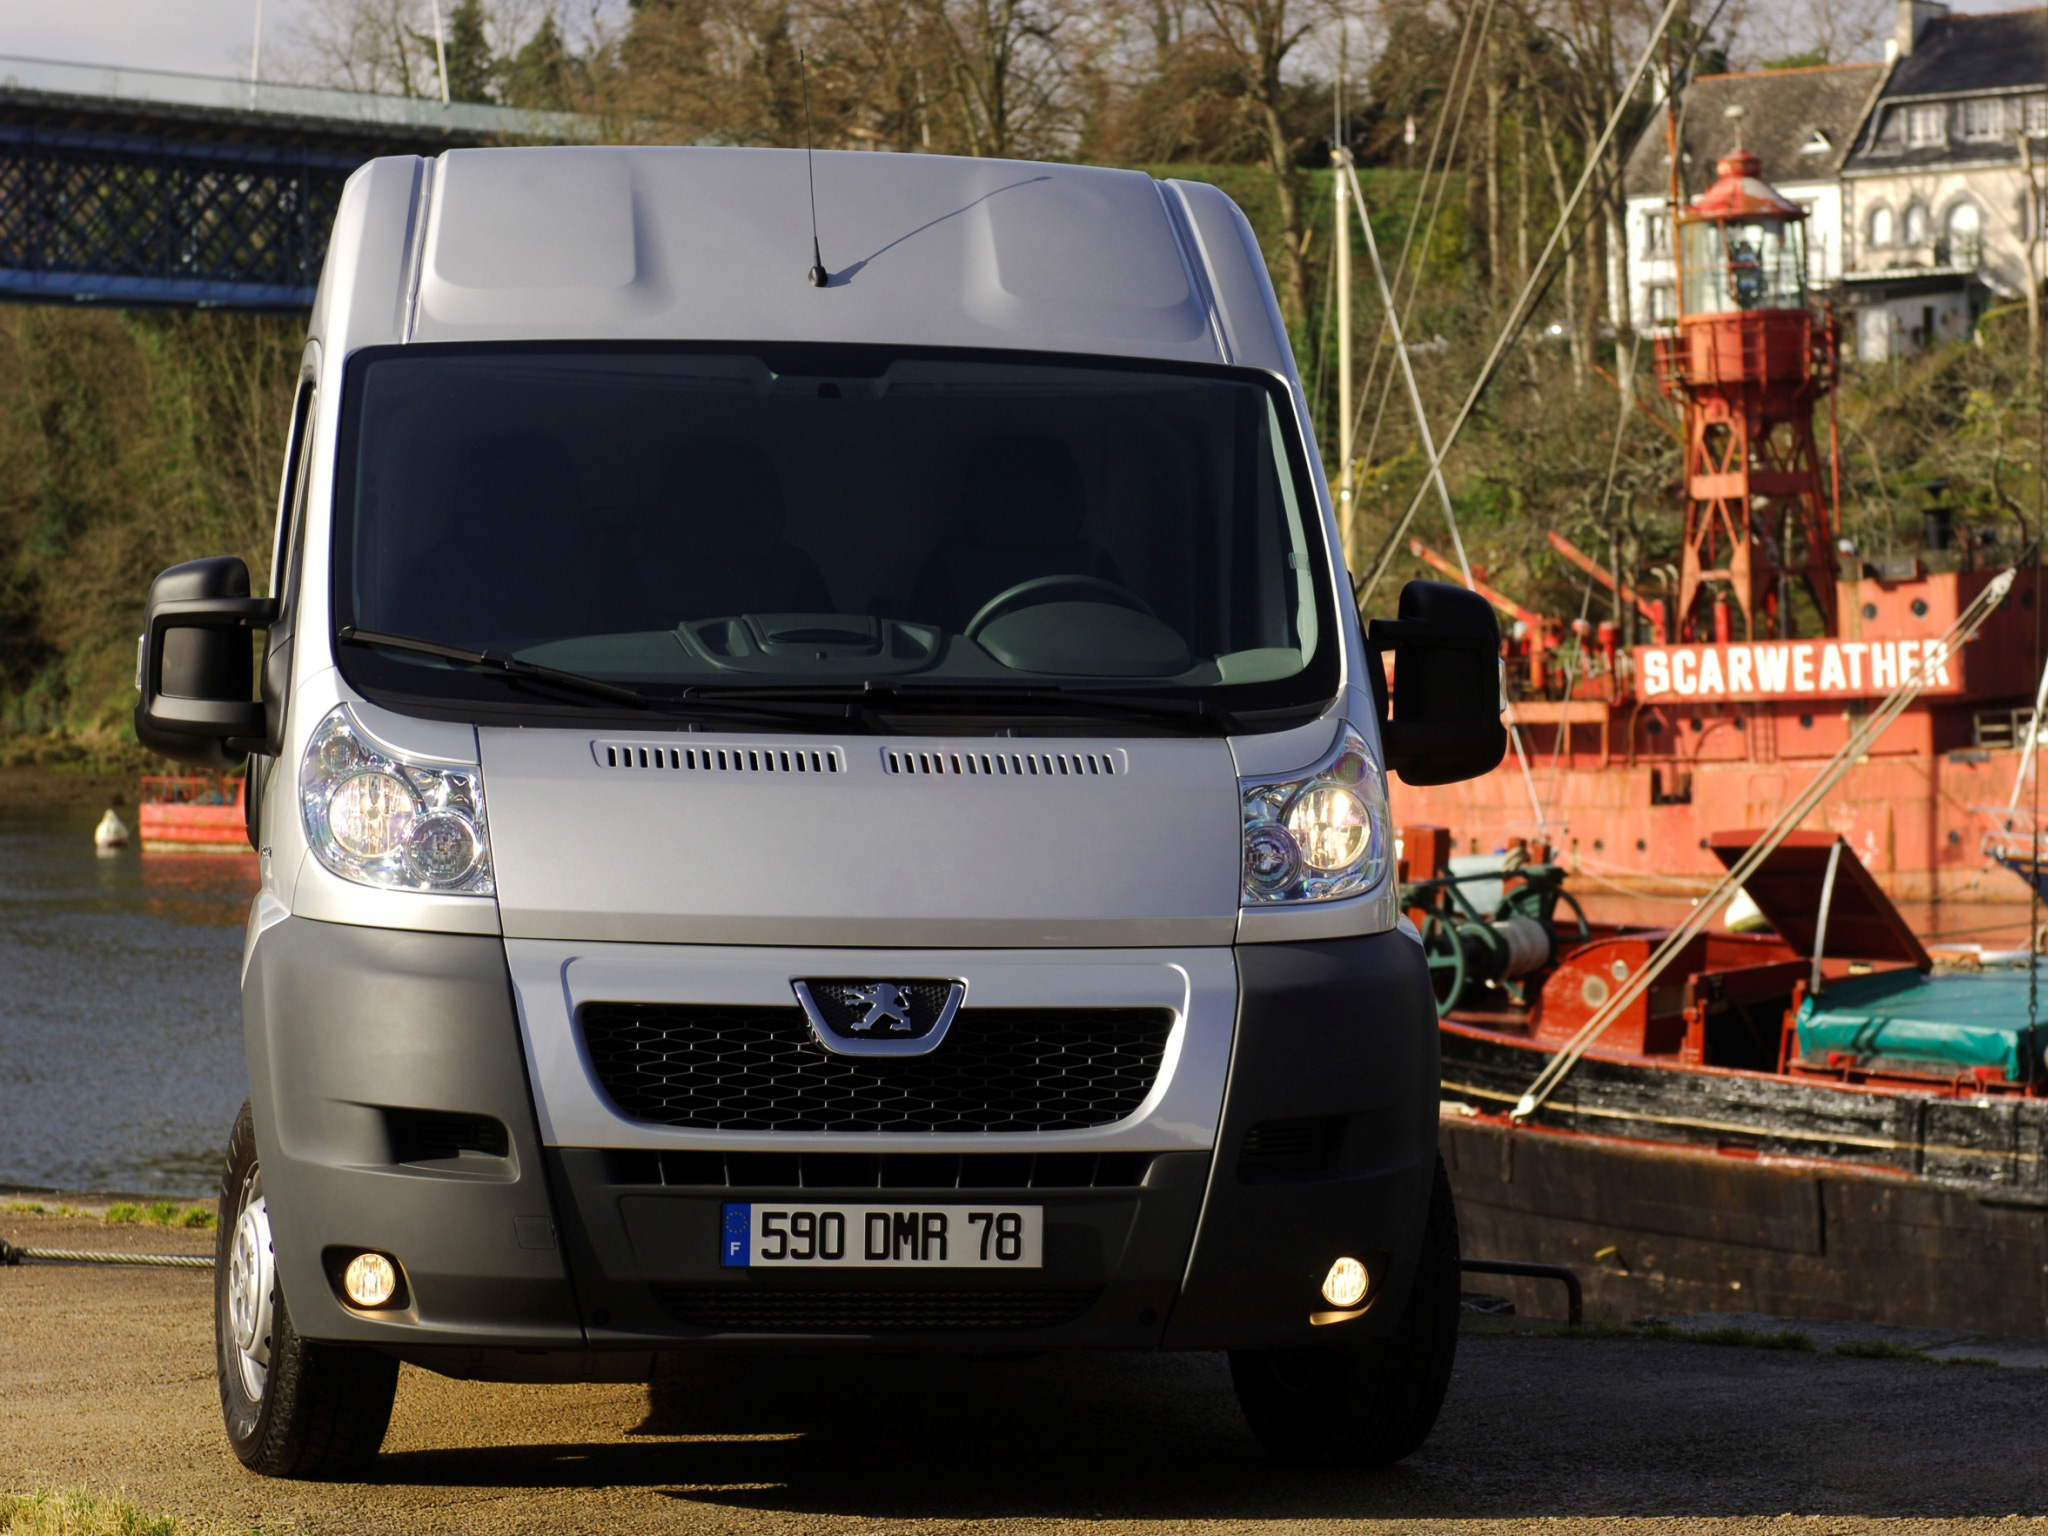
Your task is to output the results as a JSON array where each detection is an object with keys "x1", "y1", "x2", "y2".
[
  {"x1": 791, "y1": 978, "x2": 967, "y2": 1057},
  {"x1": 842, "y1": 982, "x2": 917, "y2": 1035}
]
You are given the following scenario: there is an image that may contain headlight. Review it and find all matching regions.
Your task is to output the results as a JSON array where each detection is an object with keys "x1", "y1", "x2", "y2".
[
  {"x1": 302, "y1": 707, "x2": 494, "y2": 895},
  {"x1": 1241, "y1": 723, "x2": 1388, "y2": 904}
]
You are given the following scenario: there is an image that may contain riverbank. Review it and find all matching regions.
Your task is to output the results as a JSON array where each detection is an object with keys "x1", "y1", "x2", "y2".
[{"x1": 0, "y1": 764, "x2": 142, "y2": 811}]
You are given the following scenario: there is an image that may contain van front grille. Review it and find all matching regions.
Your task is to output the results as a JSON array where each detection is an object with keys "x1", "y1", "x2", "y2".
[
  {"x1": 579, "y1": 1004, "x2": 1173, "y2": 1133},
  {"x1": 655, "y1": 1285, "x2": 1101, "y2": 1332}
]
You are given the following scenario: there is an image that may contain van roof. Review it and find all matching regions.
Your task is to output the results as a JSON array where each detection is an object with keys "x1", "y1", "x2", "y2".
[{"x1": 313, "y1": 147, "x2": 1289, "y2": 373}]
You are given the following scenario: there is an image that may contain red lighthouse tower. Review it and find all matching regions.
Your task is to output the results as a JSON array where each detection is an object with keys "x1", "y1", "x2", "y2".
[{"x1": 1656, "y1": 148, "x2": 1839, "y2": 643}]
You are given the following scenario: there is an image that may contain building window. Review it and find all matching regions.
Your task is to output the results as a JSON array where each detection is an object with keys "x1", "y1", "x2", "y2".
[
  {"x1": 1907, "y1": 104, "x2": 1946, "y2": 147},
  {"x1": 1903, "y1": 204, "x2": 1929, "y2": 245},
  {"x1": 1944, "y1": 200, "x2": 1982, "y2": 265},
  {"x1": 1648, "y1": 283, "x2": 1676, "y2": 323},
  {"x1": 1962, "y1": 97, "x2": 2004, "y2": 141},
  {"x1": 1643, "y1": 211, "x2": 1670, "y2": 258},
  {"x1": 2028, "y1": 95, "x2": 2048, "y2": 136},
  {"x1": 1868, "y1": 205, "x2": 1894, "y2": 247}
]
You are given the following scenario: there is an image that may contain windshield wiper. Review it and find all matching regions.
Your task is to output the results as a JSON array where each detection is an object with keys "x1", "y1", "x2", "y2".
[
  {"x1": 340, "y1": 627, "x2": 653, "y2": 705},
  {"x1": 689, "y1": 681, "x2": 1240, "y2": 735},
  {"x1": 338, "y1": 628, "x2": 881, "y2": 730}
]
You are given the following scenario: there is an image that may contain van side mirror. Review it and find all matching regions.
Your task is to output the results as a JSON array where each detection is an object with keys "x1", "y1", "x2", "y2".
[
  {"x1": 134, "y1": 556, "x2": 279, "y2": 769},
  {"x1": 1367, "y1": 579, "x2": 1506, "y2": 787}
]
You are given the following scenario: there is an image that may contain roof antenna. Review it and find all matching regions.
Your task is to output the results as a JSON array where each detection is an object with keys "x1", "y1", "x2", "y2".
[{"x1": 801, "y1": 50, "x2": 828, "y2": 288}]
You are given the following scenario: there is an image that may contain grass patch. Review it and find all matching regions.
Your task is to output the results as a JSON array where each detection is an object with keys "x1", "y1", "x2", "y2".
[
  {"x1": 0, "y1": 1486, "x2": 183, "y2": 1535},
  {"x1": 1942, "y1": 1354, "x2": 2000, "y2": 1368},
  {"x1": 99, "y1": 1203, "x2": 212, "y2": 1230},
  {"x1": 1514, "y1": 1319, "x2": 1819, "y2": 1351},
  {"x1": 6, "y1": 1202, "x2": 45, "y2": 1215},
  {"x1": 1648, "y1": 1323, "x2": 1817, "y2": 1351},
  {"x1": 1833, "y1": 1339, "x2": 1933, "y2": 1362}
]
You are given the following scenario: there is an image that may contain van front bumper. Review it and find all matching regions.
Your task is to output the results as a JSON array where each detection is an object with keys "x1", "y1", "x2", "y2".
[{"x1": 246, "y1": 918, "x2": 1436, "y2": 1360}]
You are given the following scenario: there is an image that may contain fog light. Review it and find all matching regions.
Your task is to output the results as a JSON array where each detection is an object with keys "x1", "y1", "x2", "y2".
[
  {"x1": 342, "y1": 1252, "x2": 399, "y2": 1308},
  {"x1": 1321, "y1": 1256, "x2": 1369, "y2": 1309}
]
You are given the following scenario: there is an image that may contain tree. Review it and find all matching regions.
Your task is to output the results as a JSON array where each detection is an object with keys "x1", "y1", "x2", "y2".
[
  {"x1": 500, "y1": 12, "x2": 585, "y2": 109},
  {"x1": 1193, "y1": 0, "x2": 1316, "y2": 324},
  {"x1": 444, "y1": 0, "x2": 498, "y2": 102}
]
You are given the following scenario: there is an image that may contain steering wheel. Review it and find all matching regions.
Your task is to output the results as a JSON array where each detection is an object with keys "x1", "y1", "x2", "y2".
[{"x1": 963, "y1": 574, "x2": 1157, "y2": 640}]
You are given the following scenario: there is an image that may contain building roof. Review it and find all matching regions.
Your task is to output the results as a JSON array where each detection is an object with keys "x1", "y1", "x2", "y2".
[
  {"x1": 1886, "y1": 10, "x2": 2048, "y2": 99},
  {"x1": 317, "y1": 147, "x2": 1286, "y2": 374},
  {"x1": 1622, "y1": 64, "x2": 1886, "y2": 202}
]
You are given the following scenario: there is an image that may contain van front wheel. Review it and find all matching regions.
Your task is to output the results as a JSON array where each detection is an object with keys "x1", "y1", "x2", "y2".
[
  {"x1": 1228, "y1": 1155, "x2": 1461, "y2": 1467},
  {"x1": 215, "y1": 1098, "x2": 398, "y2": 1478}
]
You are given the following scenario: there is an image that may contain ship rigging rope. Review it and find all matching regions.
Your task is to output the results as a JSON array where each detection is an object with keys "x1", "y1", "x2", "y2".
[
  {"x1": 1350, "y1": 0, "x2": 1494, "y2": 473},
  {"x1": 1537, "y1": 335, "x2": 1645, "y2": 823},
  {"x1": 1345, "y1": 159, "x2": 1547, "y2": 838},
  {"x1": 0, "y1": 1240, "x2": 212, "y2": 1270},
  {"x1": 1356, "y1": 0, "x2": 1728, "y2": 611},
  {"x1": 1510, "y1": 569, "x2": 2019, "y2": 1123},
  {"x1": 2031, "y1": 118, "x2": 2045, "y2": 1052}
]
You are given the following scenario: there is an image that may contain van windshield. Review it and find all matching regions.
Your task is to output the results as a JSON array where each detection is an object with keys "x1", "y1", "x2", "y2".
[{"x1": 333, "y1": 344, "x2": 1338, "y2": 729}]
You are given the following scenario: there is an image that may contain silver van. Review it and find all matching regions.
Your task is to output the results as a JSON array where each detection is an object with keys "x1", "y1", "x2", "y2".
[{"x1": 135, "y1": 146, "x2": 1503, "y2": 1476}]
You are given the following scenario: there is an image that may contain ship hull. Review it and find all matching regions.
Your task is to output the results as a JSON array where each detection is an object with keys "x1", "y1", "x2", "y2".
[
  {"x1": 1439, "y1": 1025, "x2": 2048, "y2": 1335},
  {"x1": 1444, "y1": 1116, "x2": 2048, "y2": 1336},
  {"x1": 1401, "y1": 742, "x2": 2042, "y2": 901}
]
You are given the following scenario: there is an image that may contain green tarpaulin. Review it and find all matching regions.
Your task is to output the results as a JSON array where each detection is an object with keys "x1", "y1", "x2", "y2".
[{"x1": 1797, "y1": 970, "x2": 2045, "y2": 1084}]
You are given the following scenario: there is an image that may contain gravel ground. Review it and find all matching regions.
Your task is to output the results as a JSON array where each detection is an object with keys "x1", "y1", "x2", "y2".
[{"x1": 2, "y1": 1209, "x2": 2045, "y2": 1536}]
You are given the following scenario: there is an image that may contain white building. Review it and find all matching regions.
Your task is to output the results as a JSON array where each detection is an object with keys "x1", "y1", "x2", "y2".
[{"x1": 1839, "y1": 1, "x2": 2048, "y2": 359}]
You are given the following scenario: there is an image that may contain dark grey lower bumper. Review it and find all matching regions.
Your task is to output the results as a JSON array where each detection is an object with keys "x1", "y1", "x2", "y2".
[
  {"x1": 244, "y1": 916, "x2": 583, "y2": 1349},
  {"x1": 249, "y1": 920, "x2": 1436, "y2": 1360}
]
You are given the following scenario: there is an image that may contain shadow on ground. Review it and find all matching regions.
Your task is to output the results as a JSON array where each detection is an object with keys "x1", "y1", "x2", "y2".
[{"x1": 369, "y1": 1336, "x2": 2048, "y2": 1521}]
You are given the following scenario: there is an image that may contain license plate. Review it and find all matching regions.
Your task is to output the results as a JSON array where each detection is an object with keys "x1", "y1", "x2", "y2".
[{"x1": 720, "y1": 1203, "x2": 1043, "y2": 1268}]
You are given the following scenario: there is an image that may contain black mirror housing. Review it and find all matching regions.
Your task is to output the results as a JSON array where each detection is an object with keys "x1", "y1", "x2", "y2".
[
  {"x1": 1368, "y1": 579, "x2": 1506, "y2": 787},
  {"x1": 134, "y1": 556, "x2": 279, "y2": 769}
]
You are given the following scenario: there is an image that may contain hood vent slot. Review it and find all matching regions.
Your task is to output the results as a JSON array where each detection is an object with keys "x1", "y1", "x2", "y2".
[
  {"x1": 594, "y1": 742, "x2": 842, "y2": 774},
  {"x1": 883, "y1": 748, "x2": 1124, "y2": 779}
]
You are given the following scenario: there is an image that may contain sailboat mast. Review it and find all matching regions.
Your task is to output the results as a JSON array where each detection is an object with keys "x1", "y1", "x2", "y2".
[{"x1": 1334, "y1": 81, "x2": 1354, "y2": 550}]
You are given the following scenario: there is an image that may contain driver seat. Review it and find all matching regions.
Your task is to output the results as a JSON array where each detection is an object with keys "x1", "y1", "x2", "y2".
[{"x1": 911, "y1": 435, "x2": 1121, "y2": 633}]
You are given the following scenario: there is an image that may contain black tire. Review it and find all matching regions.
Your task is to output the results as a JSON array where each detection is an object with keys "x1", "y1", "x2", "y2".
[
  {"x1": 216, "y1": 1097, "x2": 398, "y2": 1479},
  {"x1": 1228, "y1": 1154, "x2": 1461, "y2": 1467}
]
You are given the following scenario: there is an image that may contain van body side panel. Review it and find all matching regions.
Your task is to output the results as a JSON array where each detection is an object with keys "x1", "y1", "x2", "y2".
[
  {"x1": 1165, "y1": 932, "x2": 1439, "y2": 1349},
  {"x1": 312, "y1": 156, "x2": 420, "y2": 356},
  {"x1": 243, "y1": 916, "x2": 583, "y2": 1347}
]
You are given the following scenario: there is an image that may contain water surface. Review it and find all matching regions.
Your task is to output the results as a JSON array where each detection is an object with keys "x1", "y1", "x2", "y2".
[{"x1": 0, "y1": 805, "x2": 254, "y2": 1197}]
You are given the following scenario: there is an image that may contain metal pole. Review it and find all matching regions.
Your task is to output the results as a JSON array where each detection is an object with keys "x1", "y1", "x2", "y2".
[
  {"x1": 1808, "y1": 838, "x2": 1845, "y2": 1000},
  {"x1": 1348, "y1": 162, "x2": 1549, "y2": 841},
  {"x1": 1336, "y1": 146, "x2": 1354, "y2": 556},
  {"x1": 249, "y1": 0, "x2": 265, "y2": 83},
  {"x1": 430, "y1": 0, "x2": 451, "y2": 105}
]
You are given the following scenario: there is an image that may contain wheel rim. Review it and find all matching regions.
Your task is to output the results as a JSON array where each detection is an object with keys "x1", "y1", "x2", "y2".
[{"x1": 226, "y1": 1178, "x2": 275, "y2": 1403}]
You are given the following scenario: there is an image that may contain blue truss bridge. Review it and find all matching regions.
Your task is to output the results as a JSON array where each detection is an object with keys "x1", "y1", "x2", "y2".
[{"x1": 0, "y1": 56, "x2": 585, "y2": 310}]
